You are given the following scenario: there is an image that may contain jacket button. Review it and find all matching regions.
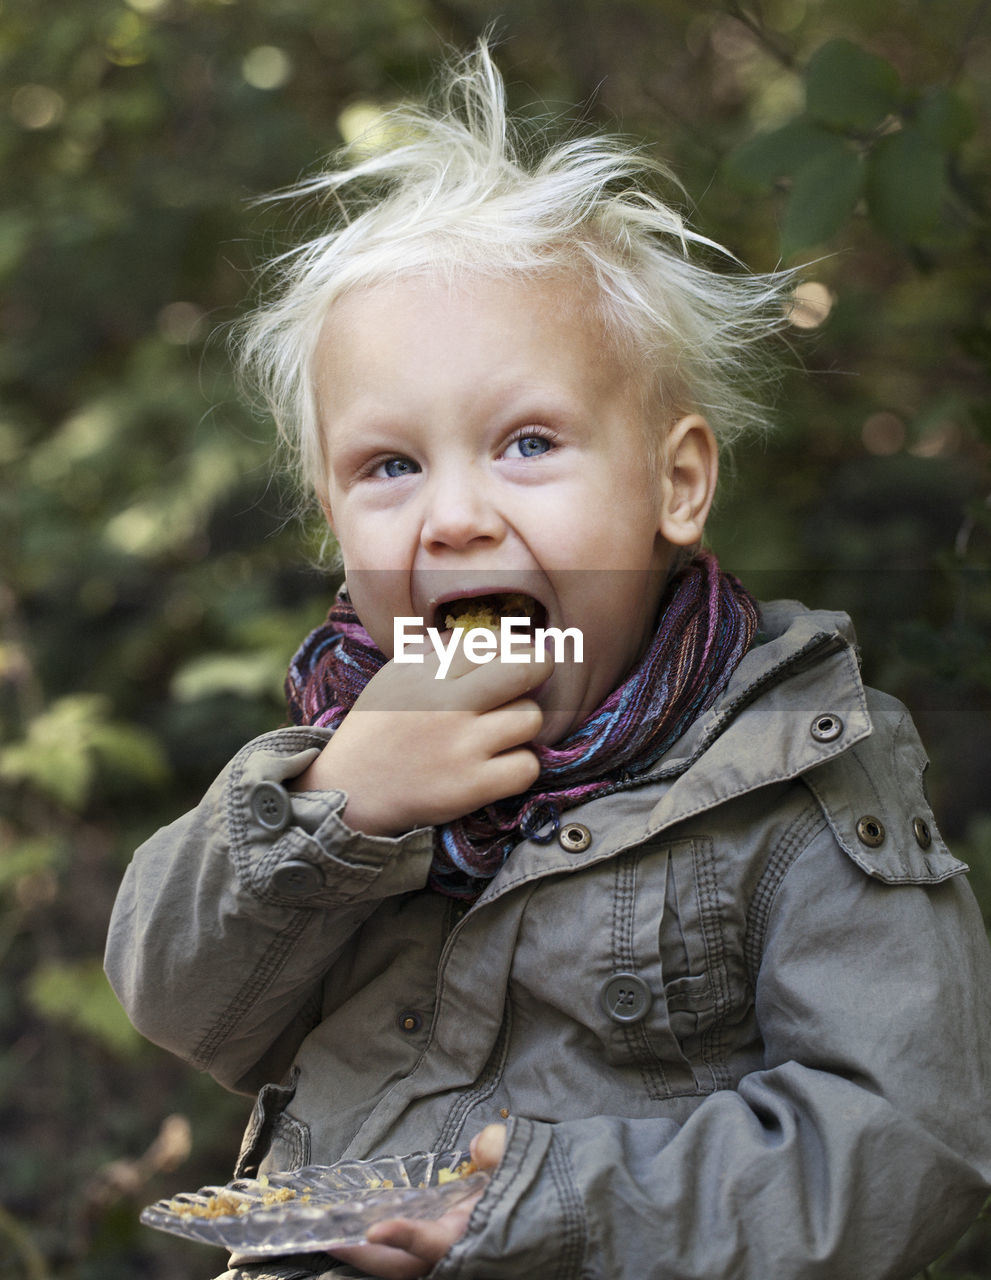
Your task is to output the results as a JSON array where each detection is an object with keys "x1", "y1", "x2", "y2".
[
  {"x1": 270, "y1": 860, "x2": 323, "y2": 895},
  {"x1": 559, "y1": 822, "x2": 591, "y2": 853},
  {"x1": 810, "y1": 713, "x2": 843, "y2": 743},
  {"x1": 397, "y1": 1011, "x2": 423, "y2": 1034},
  {"x1": 856, "y1": 815, "x2": 886, "y2": 848},
  {"x1": 601, "y1": 972, "x2": 652, "y2": 1024},
  {"x1": 912, "y1": 816, "x2": 932, "y2": 849},
  {"x1": 249, "y1": 781, "x2": 292, "y2": 833}
]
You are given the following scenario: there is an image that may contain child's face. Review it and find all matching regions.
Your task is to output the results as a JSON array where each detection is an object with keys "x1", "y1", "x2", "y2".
[{"x1": 314, "y1": 271, "x2": 705, "y2": 743}]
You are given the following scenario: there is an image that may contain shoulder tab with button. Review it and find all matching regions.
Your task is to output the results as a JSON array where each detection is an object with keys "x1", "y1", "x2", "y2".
[{"x1": 802, "y1": 688, "x2": 968, "y2": 885}]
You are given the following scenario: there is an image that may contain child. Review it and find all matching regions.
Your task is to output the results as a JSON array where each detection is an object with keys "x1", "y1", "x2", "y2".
[{"x1": 106, "y1": 44, "x2": 991, "y2": 1280}]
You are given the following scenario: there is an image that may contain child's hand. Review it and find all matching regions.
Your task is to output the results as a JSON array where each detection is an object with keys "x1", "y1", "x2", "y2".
[
  {"x1": 328, "y1": 1125, "x2": 506, "y2": 1280},
  {"x1": 291, "y1": 644, "x2": 552, "y2": 836}
]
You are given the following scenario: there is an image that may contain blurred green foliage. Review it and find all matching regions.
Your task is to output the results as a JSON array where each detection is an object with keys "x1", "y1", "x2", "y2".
[{"x1": 1, "y1": 1, "x2": 988, "y2": 1276}]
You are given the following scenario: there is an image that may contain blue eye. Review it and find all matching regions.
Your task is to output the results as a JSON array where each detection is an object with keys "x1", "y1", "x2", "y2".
[
  {"x1": 507, "y1": 434, "x2": 552, "y2": 459},
  {"x1": 378, "y1": 456, "x2": 420, "y2": 478}
]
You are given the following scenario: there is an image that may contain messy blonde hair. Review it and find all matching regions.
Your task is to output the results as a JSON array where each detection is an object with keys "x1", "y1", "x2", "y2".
[{"x1": 236, "y1": 41, "x2": 798, "y2": 499}]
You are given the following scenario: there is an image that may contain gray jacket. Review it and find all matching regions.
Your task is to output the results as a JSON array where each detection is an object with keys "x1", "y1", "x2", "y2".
[{"x1": 106, "y1": 600, "x2": 991, "y2": 1279}]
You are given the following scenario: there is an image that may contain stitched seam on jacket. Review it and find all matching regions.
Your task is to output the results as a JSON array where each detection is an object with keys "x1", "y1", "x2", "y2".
[
  {"x1": 613, "y1": 852, "x2": 674, "y2": 1099},
  {"x1": 474, "y1": 638, "x2": 865, "y2": 906},
  {"x1": 547, "y1": 1140, "x2": 587, "y2": 1280},
  {"x1": 612, "y1": 853, "x2": 643, "y2": 1071},
  {"x1": 192, "y1": 910, "x2": 310, "y2": 1069},
  {"x1": 269, "y1": 1110, "x2": 308, "y2": 1171},
  {"x1": 225, "y1": 729, "x2": 328, "y2": 888},
  {"x1": 228, "y1": 743, "x2": 256, "y2": 885},
  {"x1": 744, "y1": 803, "x2": 827, "y2": 986},
  {"x1": 436, "y1": 1000, "x2": 513, "y2": 1151},
  {"x1": 649, "y1": 632, "x2": 857, "y2": 782},
  {"x1": 692, "y1": 836, "x2": 732, "y2": 1090}
]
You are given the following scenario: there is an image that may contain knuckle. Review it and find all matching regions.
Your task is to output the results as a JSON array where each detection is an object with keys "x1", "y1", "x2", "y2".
[
  {"x1": 516, "y1": 748, "x2": 541, "y2": 786},
  {"x1": 518, "y1": 698, "x2": 544, "y2": 734}
]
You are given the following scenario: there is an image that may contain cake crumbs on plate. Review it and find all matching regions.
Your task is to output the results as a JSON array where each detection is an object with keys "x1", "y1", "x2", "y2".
[
  {"x1": 437, "y1": 1159, "x2": 478, "y2": 1185},
  {"x1": 171, "y1": 1186, "x2": 305, "y2": 1221}
]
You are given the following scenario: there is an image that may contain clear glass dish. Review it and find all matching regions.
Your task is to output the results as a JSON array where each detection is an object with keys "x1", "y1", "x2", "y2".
[{"x1": 140, "y1": 1150, "x2": 487, "y2": 1259}]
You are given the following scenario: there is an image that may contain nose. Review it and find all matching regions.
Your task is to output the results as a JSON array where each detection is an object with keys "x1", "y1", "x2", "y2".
[{"x1": 419, "y1": 464, "x2": 506, "y2": 553}]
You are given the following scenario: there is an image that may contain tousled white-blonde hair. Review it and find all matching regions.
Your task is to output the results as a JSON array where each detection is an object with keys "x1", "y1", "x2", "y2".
[{"x1": 235, "y1": 41, "x2": 798, "y2": 501}]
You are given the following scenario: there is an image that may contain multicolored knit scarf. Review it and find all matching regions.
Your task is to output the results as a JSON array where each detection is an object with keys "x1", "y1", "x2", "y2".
[{"x1": 286, "y1": 552, "x2": 758, "y2": 898}]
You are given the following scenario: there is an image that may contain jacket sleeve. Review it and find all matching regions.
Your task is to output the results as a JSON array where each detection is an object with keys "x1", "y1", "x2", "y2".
[
  {"x1": 437, "y1": 821, "x2": 991, "y2": 1280},
  {"x1": 104, "y1": 728, "x2": 435, "y2": 1094}
]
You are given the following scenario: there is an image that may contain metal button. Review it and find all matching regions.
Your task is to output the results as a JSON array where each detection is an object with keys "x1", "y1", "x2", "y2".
[
  {"x1": 601, "y1": 972, "x2": 652, "y2": 1024},
  {"x1": 912, "y1": 816, "x2": 932, "y2": 849},
  {"x1": 856, "y1": 815, "x2": 886, "y2": 848},
  {"x1": 397, "y1": 1011, "x2": 423, "y2": 1034},
  {"x1": 270, "y1": 860, "x2": 323, "y2": 895},
  {"x1": 249, "y1": 781, "x2": 292, "y2": 833},
  {"x1": 810, "y1": 713, "x2": 844, "y2": 743},
  {"x1": 559, "y1": 822, "x2": 591, "y2": 853}
]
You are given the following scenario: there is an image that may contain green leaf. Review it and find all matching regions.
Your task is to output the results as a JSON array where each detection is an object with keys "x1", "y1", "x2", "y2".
[
  {"x1": 27, "y1": 958, "x2": 144, "y2": 1058},
  {"x1": 780, "y1": 146, "x2": 865, "y2": 257},
  {"x1": 0, "y1": 211, "x2": 31, "y2": 282},
  {"x1": 0, "y1": 836, "x2": 63, "y2": 894},
  {"x1": 0, "y1": 694, "x2": 168, "y2": 809},
  {"x1": 88, "y1": 721, "x2": 171, "y2": 788},
  {"x1": 0, "y1": 697, "x2": 97, "y2": 809},
  {"x1": 171, "y1": 650, "x2": 289, "y2": 702},
  {"x1": 866, "y1": 126, "x2": 947, "y2": 243},
  {"x1": 805, "y1": 39, "x2": 901, "y2": 131},
  {"x1": 724, "y1": 118, "x2": 844, "y2": 192},
  {"x1": 916, "y1": 86, "x2": 975, "y2": 148}
]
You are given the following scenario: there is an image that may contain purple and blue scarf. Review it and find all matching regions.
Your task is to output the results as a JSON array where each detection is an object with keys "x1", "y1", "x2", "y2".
[{"x1": 286, "y1": 552, "x2": 758, "y2": 898}]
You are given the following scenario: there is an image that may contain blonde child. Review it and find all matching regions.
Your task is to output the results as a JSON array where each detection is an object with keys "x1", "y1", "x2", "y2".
[{"x1": 106, "y1": 45, "x2": 991, "y2": 1280}]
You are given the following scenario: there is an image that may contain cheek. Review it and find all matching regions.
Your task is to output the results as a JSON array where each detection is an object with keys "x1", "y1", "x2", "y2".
[
  {"x1": 541, "y1": 493, "x2": 663, "y2": 572},
  {"x1": 334, "y1": 519, "x2": 393, "y2": 574},
  {"x1": 578, "y1": 573, "x2": 663, "y2": 669},
  {"x1": 350, "y1": 603, "x2": 396, "y2": 658},
  {"x1": 340, "y1": 570, "x2": 408, "y2": 658},
  {"x1": 583, "y1": 622, "x2": 643, "y2": 687}
]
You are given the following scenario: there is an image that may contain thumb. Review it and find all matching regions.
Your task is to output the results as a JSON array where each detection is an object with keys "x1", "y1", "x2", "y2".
[{"x1": 469, "y1": 1123, "x2": 507, "y2": 1170}]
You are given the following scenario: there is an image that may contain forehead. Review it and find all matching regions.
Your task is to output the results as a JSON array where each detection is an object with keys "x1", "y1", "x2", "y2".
[{"x1": 315, "y1": 269, "x2": 637, "y2": 396}]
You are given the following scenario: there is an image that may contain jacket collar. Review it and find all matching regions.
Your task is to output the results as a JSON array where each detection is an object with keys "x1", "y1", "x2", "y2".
[
  {"x1": 479, "y1": 600, "x2": 873, "y2": 899},
  {"x1": 641, "y1": 598, "x2": 871, "y2": 832}
]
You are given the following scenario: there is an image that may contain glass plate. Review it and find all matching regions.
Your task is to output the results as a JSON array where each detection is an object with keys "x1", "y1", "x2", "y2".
[{"x1": 140, "y1": 1150, "x2": 487, "y2": 1259}]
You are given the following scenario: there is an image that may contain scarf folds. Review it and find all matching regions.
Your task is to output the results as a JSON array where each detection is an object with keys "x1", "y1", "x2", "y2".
[{"x1": 285, "y1": 552, "x2": 759, "y2": 899}]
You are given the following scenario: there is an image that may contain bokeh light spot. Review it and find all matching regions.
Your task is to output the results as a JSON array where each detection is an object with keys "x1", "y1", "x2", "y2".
[
  {"x1": 787, "y1": 281, "x2": 834, "y2": 329},
  {"x1": 861, "y1": 411, "x2": 906, "y2": 455},
  {"x1": 242, "y1": 46, "x2": 292, "y2": 91},
  {"x1": 11, "y1": 84, "x2": 64, "y2": 130},
  {"x1": 158, "y1": 301, "x2": 205, "y2": 345},
  {"x1": 910, "y1": 421, "x2": 961, "y2": 458}
]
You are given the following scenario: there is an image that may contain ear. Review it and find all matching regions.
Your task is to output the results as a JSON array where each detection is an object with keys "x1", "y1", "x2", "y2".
[
  {"x1": 319, "y1": 493, "x2": 336, "y2": 533},
  {"x1": 657, "y1": 414, "x2": 718, "y2": 546}
]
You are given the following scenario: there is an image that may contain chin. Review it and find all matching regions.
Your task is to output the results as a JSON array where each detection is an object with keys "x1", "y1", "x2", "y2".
[{"x1": 532, "y1": 704, "x2": 580, "y2": 749}]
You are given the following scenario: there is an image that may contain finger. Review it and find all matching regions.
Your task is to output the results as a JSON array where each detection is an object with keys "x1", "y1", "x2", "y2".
[
  {"x1": 475, "y1": 698, "x2": 544, "y2": 753},
  {"x1": 469, "y1": 1122, "x2": 508, "y2": 1169},
  {"x1": 451, "y1": 648, "x2": 554, "y2": 707},
  {"x1": 471, "y1": 746, "x2": 541, "y2": 806},
  {"x1": 365, "y1": 1201, "x2": 480, "y2": 1257},
  {"x1": 329, "y1": 1239, "x2": 429, "y2": 1280},
  {"x1": 366, "y1": 1218, "x2": 446, "y2": 1257},
  {"x1": 402, "y1": 625, "x2": 503, "y2": 684},
  {"x1": 437, "y1": 629, "x2": 554, "y2": 679}
]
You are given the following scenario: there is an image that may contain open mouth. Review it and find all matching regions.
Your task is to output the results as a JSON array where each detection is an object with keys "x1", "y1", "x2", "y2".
[{"x1": 435, "y1": 592, "x2": 546, "y2": 634}]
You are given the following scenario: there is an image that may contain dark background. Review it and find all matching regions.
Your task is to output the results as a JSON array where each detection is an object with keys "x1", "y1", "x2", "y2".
[{"x1": 1, "y1": 1, "x2": 989, "y2": 1276}]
